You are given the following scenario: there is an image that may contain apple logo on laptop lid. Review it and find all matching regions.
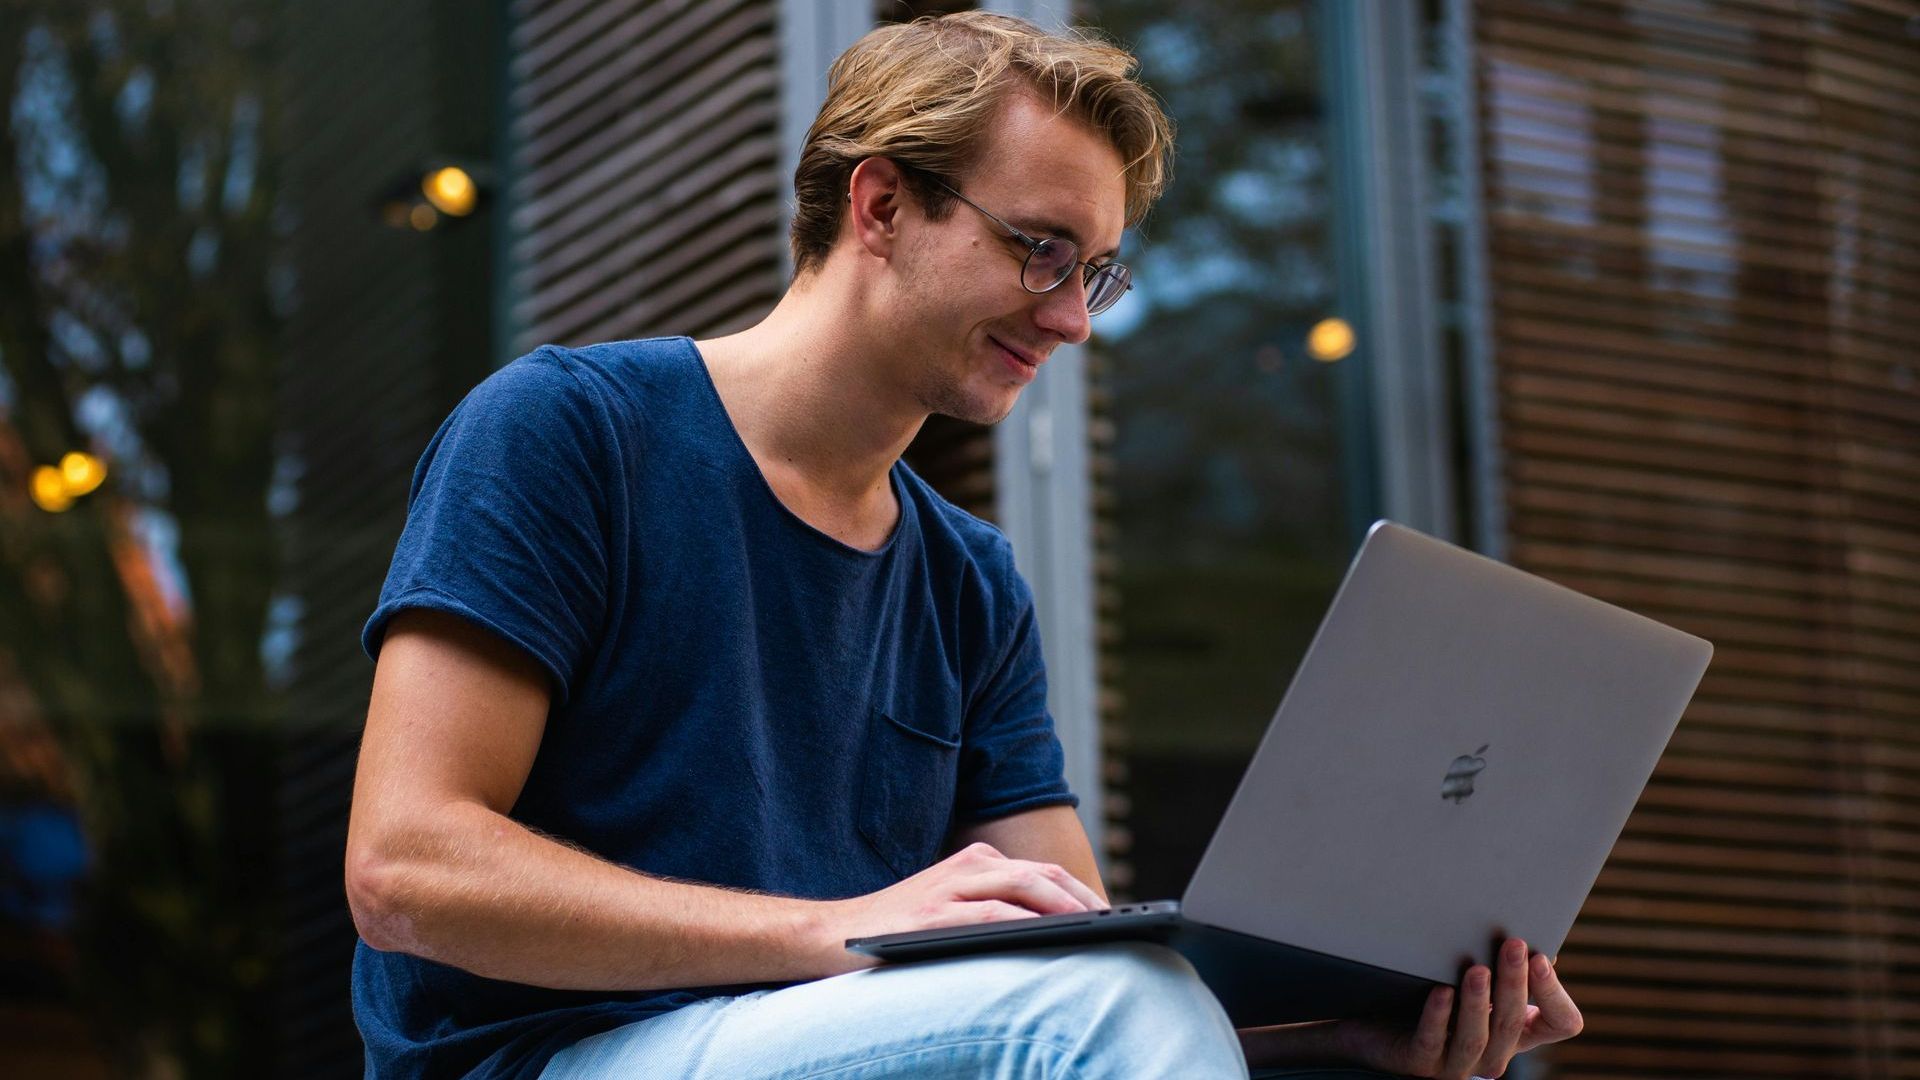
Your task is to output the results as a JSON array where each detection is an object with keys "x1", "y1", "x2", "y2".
[{"x1": 1442, "y1": 745, "x2": 1489, "y2": 803}]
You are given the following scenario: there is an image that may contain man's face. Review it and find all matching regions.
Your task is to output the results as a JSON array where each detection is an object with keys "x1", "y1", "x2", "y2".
[{"x1": 892, "y1": 92, "x2": 1128, "y2": 426}]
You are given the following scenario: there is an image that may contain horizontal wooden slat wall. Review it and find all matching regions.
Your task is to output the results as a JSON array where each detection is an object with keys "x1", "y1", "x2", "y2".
[
  {"x1": 274, "y1": 1, "x2": 500, "y2": 1072},
  {"x1": 1474, "y1": 1, "x2": 1919, "y2": 1077},
  {"x1": 1086, "y1": 351, "x2": 1134, "y2": 894},
  {"x1": 508, "y1": 0, "x2": 787, "y2": 346}
]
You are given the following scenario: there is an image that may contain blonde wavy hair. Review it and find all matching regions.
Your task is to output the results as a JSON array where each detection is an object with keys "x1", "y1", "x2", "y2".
[{"x1": 789, "y1": 11, "x2": 1175, "y2": 279}]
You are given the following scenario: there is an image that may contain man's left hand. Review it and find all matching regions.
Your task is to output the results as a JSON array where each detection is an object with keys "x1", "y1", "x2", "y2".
[
  {"x1": 1240, "y1": 937, "x2": 1584, "y2": 1079},
  {"x1": 1336, "y1": 938, "x2": 1583, "y2": 1079}
]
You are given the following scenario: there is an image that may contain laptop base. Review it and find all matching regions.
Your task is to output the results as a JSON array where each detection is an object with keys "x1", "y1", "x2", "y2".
[{"x1": 846, "y1": 903, "x2": 1437, "y2": 1027}]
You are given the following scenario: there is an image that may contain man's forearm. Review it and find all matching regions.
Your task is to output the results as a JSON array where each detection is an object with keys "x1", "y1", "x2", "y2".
[{"x1": 347, "y1": 800, "x2": 845, "y2": 991}]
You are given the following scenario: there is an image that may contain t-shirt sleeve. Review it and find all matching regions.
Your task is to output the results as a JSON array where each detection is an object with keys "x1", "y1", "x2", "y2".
[
  {"x1": 362, "y1": 347, "x2": 613, "y2": 707},
  {"x1": 954, "y1": 566, "x2": 1080, "y2": 822}
]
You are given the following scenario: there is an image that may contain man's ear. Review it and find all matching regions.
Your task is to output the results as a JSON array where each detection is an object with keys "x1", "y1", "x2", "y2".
[{"x1": 847, "y1": 156, "x2": 908, "y2": 261}]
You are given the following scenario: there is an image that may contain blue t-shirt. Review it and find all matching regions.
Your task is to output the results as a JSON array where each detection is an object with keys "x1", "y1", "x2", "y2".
[{"x1": 353, "y1": 336, "x2": 1077, "y2": 1079}]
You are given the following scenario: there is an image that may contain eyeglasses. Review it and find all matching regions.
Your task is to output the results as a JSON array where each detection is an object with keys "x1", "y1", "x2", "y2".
[{"x1": 924, "y1": 177, "x2": 1133, "y2": 317}]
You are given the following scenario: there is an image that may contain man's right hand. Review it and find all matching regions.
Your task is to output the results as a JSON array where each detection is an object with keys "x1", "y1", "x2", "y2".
[{"x1": 815, "y1": 842, "x2": 1108, "y2": 975}]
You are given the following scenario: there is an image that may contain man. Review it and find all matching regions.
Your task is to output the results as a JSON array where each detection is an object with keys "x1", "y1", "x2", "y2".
[{"x1": 345, "y1": 12, "x2": 1583, "y2": 1079}]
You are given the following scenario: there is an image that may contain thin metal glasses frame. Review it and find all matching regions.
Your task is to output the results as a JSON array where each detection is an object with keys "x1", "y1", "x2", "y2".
[{"x1": 925, "y1": 177, "x2": 1133, "y2": 316}]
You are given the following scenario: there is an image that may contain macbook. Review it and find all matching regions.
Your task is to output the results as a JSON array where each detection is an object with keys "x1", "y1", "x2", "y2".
[{"x1": 846, "y1": 520, "x2": 1714, "y2": 1026}]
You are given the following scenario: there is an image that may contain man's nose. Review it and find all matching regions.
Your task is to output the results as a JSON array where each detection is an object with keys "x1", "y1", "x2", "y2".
[{"x1": 1032, "y1": 274, "x2": 1093, "y2": 345}]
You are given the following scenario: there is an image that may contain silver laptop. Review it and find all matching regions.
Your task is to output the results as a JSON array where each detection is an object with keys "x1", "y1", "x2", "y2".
[{"x1": 847, "y1": 520, "x2": 1714, "y2": 1026}]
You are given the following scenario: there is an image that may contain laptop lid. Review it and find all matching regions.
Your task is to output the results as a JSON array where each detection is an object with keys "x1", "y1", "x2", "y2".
[{"x1": 1181, "y1": 521, "x2": 1712, "y2": 985}]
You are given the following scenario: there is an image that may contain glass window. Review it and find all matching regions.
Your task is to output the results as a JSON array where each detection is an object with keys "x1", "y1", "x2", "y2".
[{"x1": 1076, "y1": 0, "x2": 1374, "y2": 901}]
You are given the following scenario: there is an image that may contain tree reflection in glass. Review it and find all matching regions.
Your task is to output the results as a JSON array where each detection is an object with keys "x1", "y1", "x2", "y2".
[{"x1": 1081, "y1": 0, "x2": 1362, "y2": 901}]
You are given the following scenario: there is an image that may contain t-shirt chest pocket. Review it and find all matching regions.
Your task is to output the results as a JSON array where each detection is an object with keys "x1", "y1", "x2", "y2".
[{"x1": 856, "y1": 705, "x2": 963, "y2": 880}]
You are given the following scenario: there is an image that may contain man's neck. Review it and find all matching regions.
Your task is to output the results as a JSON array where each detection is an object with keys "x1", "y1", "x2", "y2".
[{"x1": 694, "y1": 276, "x2": 927, "y2": 515}]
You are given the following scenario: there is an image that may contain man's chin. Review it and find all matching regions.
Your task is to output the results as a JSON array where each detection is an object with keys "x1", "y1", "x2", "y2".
[
  {"x1": 976, "y1": 402, "x2": 1019, "y2": 426},
  {"x1": 921, "y1": 384, "x2": 1022, "y2": 427}
]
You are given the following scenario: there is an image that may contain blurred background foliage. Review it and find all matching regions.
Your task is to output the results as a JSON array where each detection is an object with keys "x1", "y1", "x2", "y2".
[{"x1": 1, "y1": 1, "x2": 285, "y2": 1074}]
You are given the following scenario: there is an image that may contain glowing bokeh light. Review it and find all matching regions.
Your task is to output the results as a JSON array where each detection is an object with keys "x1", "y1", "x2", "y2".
[
  {"x1": 422, "y1": 167, "x2": 478, "y2": 216},
  {"x1": 30, "y1": 466, "x2": 72, "y2": 512},
  {"x1": 60, "y1": 451, "x2": 106, "y2": 496},
  {"x1": 1306, "y1": 317, "x2": 1355, "y2": 363}
]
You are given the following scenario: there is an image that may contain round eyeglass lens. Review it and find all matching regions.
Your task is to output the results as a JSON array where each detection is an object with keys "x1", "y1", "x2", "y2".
[
  {"x1": 1087, "y1": 263, "x2": 1130, "y2": 315},
  {"x1": 1022, "y1": 238, "x2": 1078, "y2": 293}
]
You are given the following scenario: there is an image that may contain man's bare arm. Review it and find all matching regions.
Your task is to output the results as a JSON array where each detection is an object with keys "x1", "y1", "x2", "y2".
[
  {"x1": 344, "y1": 608, "x2": 854, "y2": 990},
  {"x1": 345, "y1": 609, "x2": 1106, "y2": 992}
]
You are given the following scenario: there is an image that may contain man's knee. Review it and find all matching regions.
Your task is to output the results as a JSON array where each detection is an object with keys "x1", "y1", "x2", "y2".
[{"x1": 1041, "y1": 941, "x2": 1219, "y2": 1012}]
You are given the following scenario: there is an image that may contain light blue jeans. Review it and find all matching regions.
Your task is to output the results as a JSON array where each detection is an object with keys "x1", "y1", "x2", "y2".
[{"x1": 539, "y1": 942, "x2": 1400, "y2": 1079}]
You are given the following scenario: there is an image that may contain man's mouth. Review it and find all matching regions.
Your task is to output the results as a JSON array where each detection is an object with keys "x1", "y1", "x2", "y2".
[{"x1": 990, "y1": 336, "x2": 1039, "y2": 370}]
